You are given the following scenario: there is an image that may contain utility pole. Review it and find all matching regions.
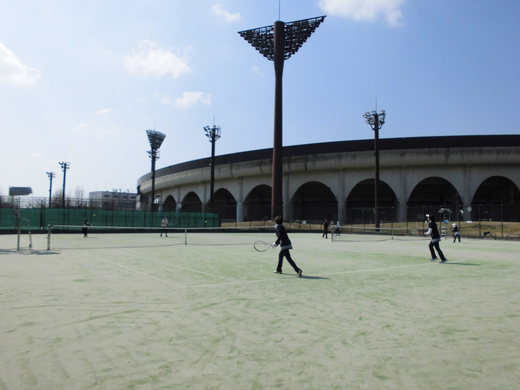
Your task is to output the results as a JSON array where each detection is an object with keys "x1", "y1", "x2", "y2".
[
  {"x1": 46, "y1": 171, "x2": 55, "y2": 208},
  {"x1": 58, "y1": 162, "x2": 70, "y2": 208}
]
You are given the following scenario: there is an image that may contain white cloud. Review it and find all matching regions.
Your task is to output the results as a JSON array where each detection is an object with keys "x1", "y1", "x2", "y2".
[
  {"x1": 95, "y1": 108, "x2": 112, "y2": 116},
  {"x1": 0, "y1": 43, "x2": 41, "y2": 85},
  {"x1": 174, "y1": 91, "x2": 212, "y2": 109},
  {"x1": 124, "y1": 40, "x2": 191, "y2": 79},
  {"x1": 211, "y1": 4, "x2": 241, "y2": 23},
  {"x1": 318, "y1": 0, "x2": 405, "y2": 26}
]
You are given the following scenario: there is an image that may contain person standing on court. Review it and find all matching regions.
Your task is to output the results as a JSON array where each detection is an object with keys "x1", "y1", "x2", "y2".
[
  {"x1": 322, "y1": 219, "x2": 329, "y2": 239},
  {"x1": 452, "y1": 223, "x2": 461, "y2": 243},
  {"x1": 160, "y1": 216, "x2": 169, "y2": 237},
  {"x1": 425, "y1": 215, "x2": 447, "y2": 263},
  {"x1": 273, "y1": 216, "x2": 302, "y2": 277},
  {"x1": 82, "y1": 219, "x2": 90, "y2": 238}
]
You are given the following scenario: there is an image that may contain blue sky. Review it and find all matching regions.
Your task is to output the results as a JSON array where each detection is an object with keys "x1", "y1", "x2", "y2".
[{"x1": 1, "y1": 0, "x2": 519, "y2": 198}]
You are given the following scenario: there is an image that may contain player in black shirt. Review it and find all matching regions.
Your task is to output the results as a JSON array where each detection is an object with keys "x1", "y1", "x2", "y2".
[
  {"x1": 425, "y1": 215, "x2": 447, "y2": 263},
  {"x1": 273, "y1": 216, "x2": 302, "y2": 277},
  {"x1": 452, "y1": 223, "x2": 461, "y2": 243}
]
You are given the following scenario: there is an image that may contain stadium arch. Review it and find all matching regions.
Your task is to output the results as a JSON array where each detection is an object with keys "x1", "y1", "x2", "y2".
[{"x1": 137, "y1": 135, "x2": 520, "y2": 223}]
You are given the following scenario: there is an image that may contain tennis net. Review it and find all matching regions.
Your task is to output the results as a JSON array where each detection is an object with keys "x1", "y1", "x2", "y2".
[
  {"x1": 331, "y1": 225, "x2": 424, "y2": 242},
  {"x1": 45, "y1": 224, "x2": 277, "y2": 250}
]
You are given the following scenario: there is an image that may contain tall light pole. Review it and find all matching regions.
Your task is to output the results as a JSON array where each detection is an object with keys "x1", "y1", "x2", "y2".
[
  {"x1": 363, "y1": 110, "x2": 386, "y2": 229},
  {"x1": 58, "y1": 162, "x2": 70, "y2": 208},
  {"x1": 204, "y1": 123, "x2": 221, "y2": 213},
  {"x1": 239, "y1": 15, "x2": 325, "y2": 219},
  {"x1": 146, "y1": 129, "x2": 166, "y2": 212},
  {"x1": 46, "y1": 171, "x2": 55, "y2": 208}
]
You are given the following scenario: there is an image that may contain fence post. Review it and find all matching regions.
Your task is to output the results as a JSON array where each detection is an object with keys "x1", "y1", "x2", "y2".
[
  {"x1": 478, "y1": 204, "x2": 481, "y2": 237},
  {"x1": 47, "y1": 225, "x2": 52, "y2": 251},
  {"x1": 501, "y1": 204, "x2": 504, "y2": 238}
]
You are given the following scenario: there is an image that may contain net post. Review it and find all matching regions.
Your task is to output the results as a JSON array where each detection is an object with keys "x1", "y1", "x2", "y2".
[
  {"x1": 16, "y1": 214, "x2": 21, "y2": 251},
  {"x1": 24, "y1": 218, "x2": 32, "y2": 249},
  {"x1": 47, "y1": 225, "x2": 52, "y2": 251},
  {"x1": 184, "y1": 228, "x2": 187, "y2": 246}
]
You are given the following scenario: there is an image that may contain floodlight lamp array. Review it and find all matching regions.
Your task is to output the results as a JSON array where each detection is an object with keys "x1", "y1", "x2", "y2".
[
  {"x1": 204, "y1": 125, "x2": 222, "y2": 142},
  {"x1": 363, "y1": 110, "x2": 386, "y2": 129},
  {"x1": 238, "y1": 25, "x2": 275, "y2": 60},
  {"x1": 238, "y1": 16, "x2": 326, "y2": 61},
  {"x1": 59, "y1": 161, "x2": 70, "y2": 170},
  {"x1": 283, "y1": 16, "x2": 326, "y2": 60},
  {"x1": 146, "y1": 129, "x2": 166, "y2": 151}
]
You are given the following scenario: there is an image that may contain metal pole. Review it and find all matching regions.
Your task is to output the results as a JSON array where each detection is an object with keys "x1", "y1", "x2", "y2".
[
  {"x1": 150, "y1": 152, "x2": 156, "y2": 212},
  {"x1": 209, "y1": 133, "x2": 216, "y2": 213},
  {"x1": 374, "y1": 114, "x2": 380, "y2": 230},
  {"x1": 48, "y1": 174, "x2": 53, "y2": 208},
  {"x1": 61, "y1": 166, "x2": 67, "y2": 208},
  {"x1": 272, "y1": 20, "x2": 285, "y2": 219}
]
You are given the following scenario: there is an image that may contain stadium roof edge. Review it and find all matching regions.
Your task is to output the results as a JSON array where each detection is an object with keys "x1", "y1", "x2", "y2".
[{"x1": 137, "y1": 134, "x2": 520, "y2": 185}]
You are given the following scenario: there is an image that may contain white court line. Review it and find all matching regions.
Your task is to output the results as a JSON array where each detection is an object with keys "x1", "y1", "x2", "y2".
[{"x1": 97, "y1": 255, "x2": 432, "y2": 291}]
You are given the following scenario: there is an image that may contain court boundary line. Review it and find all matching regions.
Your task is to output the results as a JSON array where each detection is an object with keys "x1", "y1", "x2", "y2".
[{"x1": 96, "y1": 255, "x2": 432, "y2": 290}]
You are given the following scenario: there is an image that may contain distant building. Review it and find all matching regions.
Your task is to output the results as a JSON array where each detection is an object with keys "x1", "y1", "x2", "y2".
[{"x1": 89, "y1": 190, "x2": 137, "y2": 210}]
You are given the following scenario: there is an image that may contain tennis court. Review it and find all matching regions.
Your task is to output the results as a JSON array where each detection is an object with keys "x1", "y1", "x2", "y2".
[{"x1": 1, "y1": 230, "x2": 519, "y2": 389}]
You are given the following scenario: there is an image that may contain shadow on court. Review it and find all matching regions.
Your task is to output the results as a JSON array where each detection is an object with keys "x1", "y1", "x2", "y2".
[
  {"x1": 443, "y1": 262, "x2": 480, "y2": 266},
  {"x1": 300, "y1": 275, "x2": 329, "y2": 280},
  {"x1": 0, "y1": 249, "x2": 60, "y2": 256}
]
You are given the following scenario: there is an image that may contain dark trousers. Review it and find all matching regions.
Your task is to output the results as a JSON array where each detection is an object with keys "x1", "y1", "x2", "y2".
[
  {"x1": 277, "y1": 249, "x2": 300, "y2": 273},
  {"x1": 453, "y1": 234, "x2": 461, "y2": 243},
  {"x1": 429, "y1": 240, "x2": 446, "y2": 260}
]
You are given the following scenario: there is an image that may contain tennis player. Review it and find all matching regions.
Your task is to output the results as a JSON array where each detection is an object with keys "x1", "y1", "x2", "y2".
[
  {"x1": 82, "y1": 219, "x2": 90, "y2": 238},
  {"x1": 425, "y1": 215, "x2": 447, "y2": 263},
  {"x1": 273, "y1": 216, "x2": 303, "y2": 277},
  {"x1": 322, "y1": 219, "x2": 329, "y2": 238},
  {"x1": 160, "y1": 216, "x2": 169, "y2": 237},
  {"x1": 452, "y1": 223, "x2": 461, "y2": 243}
]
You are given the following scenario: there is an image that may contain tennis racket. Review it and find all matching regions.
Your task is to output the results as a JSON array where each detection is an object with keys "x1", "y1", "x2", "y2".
[{"x1": 254, "y1": 240, "x2": 275, "y2": 252}]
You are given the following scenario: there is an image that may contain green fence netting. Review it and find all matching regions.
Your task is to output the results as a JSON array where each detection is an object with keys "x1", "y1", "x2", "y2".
[{"x1": 0, "y1": 208, "x2": 219, "y2": 230}]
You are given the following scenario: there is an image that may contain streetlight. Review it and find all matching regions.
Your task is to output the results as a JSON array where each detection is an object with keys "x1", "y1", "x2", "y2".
[
  {"x1": 363, "y1": 109, "x2": 386, "y2": 229},
  {"x1": 58, "y1": 162, "x2": 70, "y2": 208},
  {"x1": 204, "y1": 123, "x2": 221, "y2": 213},
  {"x1": 239, "y1": 15, "x2": 325, "y2": 219},
  {"x1": 146, "y1": 129, "x2": 166, "y2": 212},
  {"x1": 46, "y1": 171, "x2": 55, "y2": 208}
]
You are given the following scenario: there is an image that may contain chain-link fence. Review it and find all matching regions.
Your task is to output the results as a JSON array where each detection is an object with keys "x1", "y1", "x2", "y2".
[{"x1": 0, "y1": 207, "x2": 219, "y2": 231}]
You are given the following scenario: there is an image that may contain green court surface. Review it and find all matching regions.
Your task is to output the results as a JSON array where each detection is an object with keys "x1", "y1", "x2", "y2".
[{"x1": 1, "y1": 231, "x2": 519, "y2": 389}]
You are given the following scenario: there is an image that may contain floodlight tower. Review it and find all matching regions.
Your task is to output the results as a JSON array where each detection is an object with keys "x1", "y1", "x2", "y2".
[
  {"x1": 146, "y1": 129, "x2": 166, "y2": 212},
  {"x1": 363, "y1": 109, "x2": 386, "y2": 229},
  {"x1": 58, "y1": 162, "x2": 70, "y2": 208},
  {"x1": 46, "y1": 171, "x2": 55, "y2": 208},
  {"x1": 204, "y1": 123, "x2": 221, "y2": 213},
  {"x1": 239, "y1": 15, "x2": 325, "y2": 219}
]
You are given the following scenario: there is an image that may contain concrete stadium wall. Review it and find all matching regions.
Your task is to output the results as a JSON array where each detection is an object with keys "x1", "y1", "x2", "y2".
[{"x1": 137, "y1": 135, "x2": 520, "y2": 222}]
